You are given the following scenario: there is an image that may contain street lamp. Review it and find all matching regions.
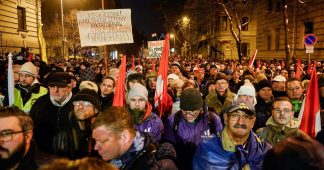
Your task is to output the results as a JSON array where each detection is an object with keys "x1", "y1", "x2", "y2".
[
  {"x1": 170, "y1": 33, "x2": 176, "y2": 53},
  {"x1": 182, "y1": 16, "x2": 190, "y2": 59},
  {"x1": 60, "y1": 0, "x2": 65, "y2": 58}
]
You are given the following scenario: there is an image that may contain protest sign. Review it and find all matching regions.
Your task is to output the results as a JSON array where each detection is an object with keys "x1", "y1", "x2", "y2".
[
  {"x1": 148, "y1": 40, "x2": 164, "y2": 58},
  {"x1": 77, "y1": 9, "x2": 133, "y2": 47}
]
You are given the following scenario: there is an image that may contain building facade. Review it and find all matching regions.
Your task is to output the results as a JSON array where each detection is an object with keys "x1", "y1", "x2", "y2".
[
  {"x1": 256, "y1": 0, "x2": 324, "y2": 61},
  {"x1": 0, "y1": 0, "x2": 41, "y2": 57},
  {"x1": 184, "y1": 0, "x2": 257, "y2": 60}
]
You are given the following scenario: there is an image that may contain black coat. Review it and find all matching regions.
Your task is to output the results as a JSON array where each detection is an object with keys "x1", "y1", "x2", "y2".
[
  {"x1": 30, "y1": 93, "x2": 73, "y2": 155},
  {"x1": 16, "y1": 142, "x2": 38, "y2": 170},
  {"x1": 253, "y1": 96, "x2": 273, "y2": 132}
]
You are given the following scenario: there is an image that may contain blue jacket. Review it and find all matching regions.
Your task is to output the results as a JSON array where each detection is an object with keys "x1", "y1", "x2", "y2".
[
  {"x1": 193, "y1": 130, "x2": 271, "y2": 170},
  {"x1": 134, "y1": 112, "x2": 164, "y2": 141}
]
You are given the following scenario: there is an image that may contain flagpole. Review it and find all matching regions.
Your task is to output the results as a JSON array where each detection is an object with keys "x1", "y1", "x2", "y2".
[{"x1": 102, "y1": 0, "x2": 108, "y2": 76}]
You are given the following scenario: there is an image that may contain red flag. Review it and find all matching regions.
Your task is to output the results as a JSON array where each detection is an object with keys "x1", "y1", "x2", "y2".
[
  {"x1": 248, "y1": 49, "x2": 258, "y2": 67},
  {"x1": 112, "y1": 55, "x2": 127, "y2": 106},
  {"x1": 131, "y1": 55, "x2": 135, "y2": 70},
  {"x1": 298, "y1": 68, "x2": 321, "y2": 138},
  {"x1": 306, "y1": 62, "x2": 313, "y2": 75},
  {"x1": 295, "y1": 56, "x2": 301, "y2": 80},
  {"x1": 28, "y1": 53, "x2": 33, "y2": 62},
  {"x1": 154, "y1": 34, "x2": 169, "y2": 116}
]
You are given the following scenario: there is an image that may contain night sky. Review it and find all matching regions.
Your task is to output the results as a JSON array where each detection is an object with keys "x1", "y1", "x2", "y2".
[{"x1": 119, "y1": 0, "x2": 165, "y2": 37}]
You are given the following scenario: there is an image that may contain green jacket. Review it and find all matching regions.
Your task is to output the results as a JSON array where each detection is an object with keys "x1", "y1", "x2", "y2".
[
  {"x1": 256, "y1": 117, "x2": 309, "y2": 146},
  {"x1": 13, "y1": 85, "x2": 48, "y2": 113},
  {"x1": 205, "y1": 89, "x2": 234, "y2": 114}
]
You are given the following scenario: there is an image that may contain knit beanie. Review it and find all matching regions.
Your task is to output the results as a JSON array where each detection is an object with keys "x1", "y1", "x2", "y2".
[
  {"x1": 79, "y1": 81, "x2": 99, "y2": 93},
  {"x1": 19, "y1": 62, "x2": 38, "y2": 77},
  {"x1": 180, "y1": 88, "x2": 203, "y2": 111},
  {"x1": 73, "y1": 89, "x2": 101, "y2": 111},
  {"x1": 256, "y1": 79, "x2": 272, "y2": 92},
  {"x1": 127, "y1": 83, "x2": 148, "y2": 104},
  {"x1": 235, "y1": 79, "x2": 257, "y2": 105}
]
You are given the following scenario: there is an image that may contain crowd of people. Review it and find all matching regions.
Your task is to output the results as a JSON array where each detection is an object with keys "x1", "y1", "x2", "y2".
[{"x1": 0, "y1": 54, "x2": 324, "y2": 170}]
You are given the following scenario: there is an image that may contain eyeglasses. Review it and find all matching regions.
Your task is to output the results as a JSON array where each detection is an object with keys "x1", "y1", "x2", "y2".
[
  {"x1": 229, "y1": 113, "x2": 254, "y2": 121},
  {"x1": 273, "y1": 108, "x2": 292, "y2": 114},
  {"x1": 73, "y1": 101, "x2": 93, "y2": 107},
  {"x1": 216, "y1": 81, "x2": 228, "y2": 86},
  {"x1": 182, "y1": 110, "x2": 200, "y2": 116},
  {"x1": 287, "y1": 87, "x2": 301, "y2": 91},
  {"x1": 0, "y1": 131, "x2": 25, "y2": 142}
]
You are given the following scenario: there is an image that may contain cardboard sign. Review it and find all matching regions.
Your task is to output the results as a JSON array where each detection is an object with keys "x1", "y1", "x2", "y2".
[
  {"x1": 148, "y1": 40, "x2": 164, "y2": 58},
  {"x1": 77, "y1": 9, "x2": 134, "y2": 47}
]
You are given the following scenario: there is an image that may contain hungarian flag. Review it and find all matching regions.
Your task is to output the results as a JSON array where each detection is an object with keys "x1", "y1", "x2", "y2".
[
  {"x1": 131, "y1": 55, "x2": 135, "y2": 70},
  {"x1": 295, "y1": 56, "x2": 301, "y2": 79},
  {"x1": 154, "y1": 34, "x2": 169, "y2": 116},
  {"x1": 306, "y1": 62, "x2": 313, "y2": 75},
  {"x1": 151, "y1": 60, "x2": 156, "y2": 72},
  {"x1": 112, "y1": 55, "x2": 127, "y2": 106},
  {"x1": 298, "y1": 68, "x2": 321, "y2": 138},
  {"x1": 281, "y1": 60, "x2": 285, "y2": 69},
  {"x1": 248, "y1": 49, "x2": 258, "y2": 67}
]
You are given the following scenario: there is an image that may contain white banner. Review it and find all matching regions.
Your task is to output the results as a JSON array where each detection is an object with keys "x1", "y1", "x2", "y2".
[
  {"x1": 77, "y1": 9, "x2": 134, "y2": 47},
  {"x1": 148, "y1": 40, "x2": 164, "y2": 58}
]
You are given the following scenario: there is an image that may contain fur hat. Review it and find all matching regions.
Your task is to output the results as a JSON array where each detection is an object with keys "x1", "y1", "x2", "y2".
[
  {"x1": 127, "y1": 83, "x2": 148, "y2": 104},
  {"x1": 215, "y1": 72, "x2": 229, "y2": 82},
  {"x1": 180, "y1": 88, "x2": 203, "y2": 111},
  {"x1": 73, "y1": 89, "x2": 100, "y2": 111},
  {"x1": 19, "y1": 62, "x2": 38, "y2": 77},
  {"x1": 79, "y1": 81, "x2": 99, "y2": 93}
]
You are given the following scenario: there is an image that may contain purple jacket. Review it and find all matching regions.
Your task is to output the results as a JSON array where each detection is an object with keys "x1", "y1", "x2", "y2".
[
  {"x1": 164, "y1": 110, "x2": 223, "y2": 146},
  {"x1": 134, "y1": 112, "x2": 164, "y2": 141}
]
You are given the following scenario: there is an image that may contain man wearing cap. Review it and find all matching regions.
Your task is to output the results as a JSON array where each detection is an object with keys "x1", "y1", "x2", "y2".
[
  {"x1": 193, "y1": 102, "x2": 271, "y2": 170},
  {"x1": 164, "y1": 88, "x2": 223, "y2": 170},
  {"x1": 126, "y1": 83, "x2": 164, "y2": 141},
  {"x1": 145, "y1": 71, "x2": 157, "y2": 108},
  {"x1": 170, "y1": 62, "x2": 187, "y2": 81},
  {"x1": 256, "y1": 97, "x2": 309, "y2": 146},
  {"x1": 286, "y1": 78, "x2": 304, "y2": 118},
  {"x1": 234, "y1": 79, "x2": 257, "y2": 106},
  {"x1": 30, "y1": 72, "x2": 74, "y2": 156},
  {"x1": 272, "y1": 75, "x2": 287, "y2": 98},
  {"x1": 206, "y1": 73, "x2": 235, "y2": 114},
  {"x1": 67, "y1": 88, "x2": 101, "y2": 158},
  {"x1": 13, "y1": 62, "x2": 48, "y2": 113}
]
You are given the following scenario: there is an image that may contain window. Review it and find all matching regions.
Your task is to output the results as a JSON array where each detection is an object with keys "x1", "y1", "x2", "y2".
[
  {"x1": 304, "y1": 22, "x2": 314, "y2": 34},
  {"x1": 215, "y1": 17, "x2": 220, "y2": 31},
  {"x1": 17, "y1": 7, "x2": 27, "y2": 31},
  {"x1": 267, "y1": 31, "x2": 272, "y2": 50},
  {"x1": 275, "y1": 28, "x2": 280, "y2": 50},
  {"x1": 241, "y1": 43, "x2": 250, "y2": 57},
  {"x1": 275, "y1": 0, "x2": 282, "y2": 12},
  {"x1": 242, "y1": 17, "x2": 249, "y2": 31},
  {"x1": 268, "y1": 0, "x2": 273, "y2": 12},
  {"x1": 222, "y1": 16, "x2": 228, "y2": 31}
]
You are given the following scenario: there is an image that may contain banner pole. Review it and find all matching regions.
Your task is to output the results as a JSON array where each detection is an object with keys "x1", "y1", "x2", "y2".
[{"x1": 102, "y1": 0, "x2": 108, "y2": 76}]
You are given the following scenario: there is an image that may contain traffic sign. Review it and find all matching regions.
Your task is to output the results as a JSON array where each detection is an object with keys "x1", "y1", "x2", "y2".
[
  {"x1": 304, "y1": 34, "x2": 317, "y2": 46},
  {"x1": 306, "y1": 46, "x2": 314, "y2": 53}
]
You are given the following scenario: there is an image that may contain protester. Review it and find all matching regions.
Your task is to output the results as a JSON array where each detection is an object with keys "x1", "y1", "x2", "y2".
[
  {"x1": 164, "y1": 88, "x2": 222, "y2": 170},
  {"x1": 256, "y1": 97, "x2": 309, "y2": 146},
  {"x1": 126, "y1": 83, "x2": 164, "y2": 141},
  {"x1": 30, "y1": 72, "x2": 73, "y2": 157},
  {"x1": 92, "y1": 106, "x2": 178, "y2": 169},
  {"x1": 14, "y1": 62, "x2": 48, "y2": 113},
  {"x1": 0, "y1": 106, "x2": 37, "y2": 170},
  {"x1": 193, "y1": 102, "x2": 271, "y2": 169},
  {"x1": 286, "y1": 78, "x2": 304, "y2": 117},
  {"x1": 263, "y1": 136, "x2": 324, "y2": 170},
  {"x1": 99, "y1": 76, "x2": 115, "y2": 111},
  {"x1": 272, "y1": 75, "x2": 287, "y2": 98}
]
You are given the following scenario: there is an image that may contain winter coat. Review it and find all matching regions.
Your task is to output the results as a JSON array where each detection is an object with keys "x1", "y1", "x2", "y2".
[
  {"x1": 193, "y1": 129, "x2": 271, "y2": 170},
  {"x1": 205, "y1": 89, "x2": 235, "y2": 114}
]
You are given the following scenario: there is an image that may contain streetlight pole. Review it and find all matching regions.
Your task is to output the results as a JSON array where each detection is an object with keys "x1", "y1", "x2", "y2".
[{"x1": 60, "y1": 0, "x2": 65, "y2": 58}]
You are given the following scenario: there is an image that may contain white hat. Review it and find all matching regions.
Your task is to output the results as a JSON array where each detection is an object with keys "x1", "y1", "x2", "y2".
[
  {"x1": 19, "y1": 62, "x2": 38, "y2": 77},
  {"x1": 167, "y1": 74, "x2": 179, "y2": 80},
  {"x1": 272, "y1": 75, "x2": 286, "y2": 82},
  {"x1": 234, "y1": 79, "x2": 257, "y2": 106},
  {"x1": 79, "y1": 81, "x2": 99, "y2": 93},
  {"x1": 127, "y1": 83, "x2": 148, "y2": 104}
]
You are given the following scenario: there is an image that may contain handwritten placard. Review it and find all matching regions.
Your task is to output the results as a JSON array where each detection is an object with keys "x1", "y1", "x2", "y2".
[
  {"x1": 77, "y1": 9, "x2": 134, "y2": 47},
  {"x1": 147, "y1": 40, "x2": 164, "y2": 58}
]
